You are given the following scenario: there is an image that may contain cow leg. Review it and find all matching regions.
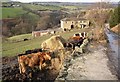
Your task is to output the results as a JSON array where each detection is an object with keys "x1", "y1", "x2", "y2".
[
  {"x1": 39, "y1": 62, "x2": 42, "y2": 70},
  {"x1": 39, "y1": 59, "x2": 43, "y2": 70},
  {"x1": 19, "y1": 63, "x2": 24, "y2": 74},
  {"x1": 39, "y1": 61, "x2": 42, "y2": 70},
  {"x1": 19, "y1": 63, "x2": 26, "y2": 74},
  {"x1": 70, "y1": 43, "x2": 74, "y2": 50},
  {"x1": 18, "y1": 57, "x2": 22, "y2": 74},
  {"x1": 20, "y1": 63, "x2": 26, "y2": 73},
  {"x1": 19, "y1": 63, "x2": 22, "y2": 74}
]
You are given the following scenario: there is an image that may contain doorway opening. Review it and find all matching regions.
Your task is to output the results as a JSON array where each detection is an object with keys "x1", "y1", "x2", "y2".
[{"x1": 71, "y1": 25, "x2": 74, "y2": 29}]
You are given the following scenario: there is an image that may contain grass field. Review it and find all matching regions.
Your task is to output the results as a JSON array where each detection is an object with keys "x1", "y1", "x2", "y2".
[
  {"x1": 23, "y1": 4, "x2": 62, "y2": 10},
  {"x1": 2, "y1": 28, "x2": 91, "y2": 57},
  {"x1": 1, "y1": 4, "x2": 61, "y2": 19},
  {"x1": 61, "y1": 5, "x2": 79, "y2": 10},
  {"x1": 2, "y1": 7, "x2": 26, "y2": 19},
  {"x1": 8, "y1": 34, "x2": 32, "y2": 41}
]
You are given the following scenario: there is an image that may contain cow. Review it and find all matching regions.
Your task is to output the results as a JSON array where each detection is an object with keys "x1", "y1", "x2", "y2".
[
  {"x1": 41, "y1": 35, "x2": 66, "y2": 52},
  {"x1": 24, "y1": 38, "x2": 28, "y2": 41},
  {"x1": 69, "y1": 36, "x2": 82, "y2": 41},
  {"x1": 67, "y1": 35, "x2": 84, "y2": 50},
  {"x1": 18, "y1": 52, "x2": 51, "y2": 74},
  {"x1": 25, "y1": 48, "x2": 43, "y2": 54}
]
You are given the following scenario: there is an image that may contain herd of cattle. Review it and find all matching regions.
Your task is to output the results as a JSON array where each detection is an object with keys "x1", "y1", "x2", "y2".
[{"x1": 17, "y1": 32, "x2": 88, "y2": 76}]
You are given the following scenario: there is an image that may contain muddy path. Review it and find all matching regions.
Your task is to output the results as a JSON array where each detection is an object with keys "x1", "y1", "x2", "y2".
[{"x1": 2, "y1": 56, "x2": 59, "y2": 81}]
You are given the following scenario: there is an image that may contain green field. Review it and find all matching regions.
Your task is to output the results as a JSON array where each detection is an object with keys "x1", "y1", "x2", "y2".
[
  {"x1": 61, "y1": 5, "x2": 79, "y2": 10},
  {"x1": 8, "y1": 34, "x2": 32, "y2": 41},
  {"x1": 23, "y1": 4, "x2": 62, "y2": 10},
  {"x1": 2, "y1": 34, "x2": 52, "y2": 57},
  {"x1": 1, "y1": 4, "x2": 61, "y2": 19},
  {"x1": 2, "y1": 7, "x2": 26, "y2": 19},
  {"x1": 2, "y1": 28, "x2": 91, "y2": 57}
]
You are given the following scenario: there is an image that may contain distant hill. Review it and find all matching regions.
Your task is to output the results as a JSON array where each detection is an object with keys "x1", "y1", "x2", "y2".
[{"x1": 0, "y1": 0, "x2": 11, "y2": 2}]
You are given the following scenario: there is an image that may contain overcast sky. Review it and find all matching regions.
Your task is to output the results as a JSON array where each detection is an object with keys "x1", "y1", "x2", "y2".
[{"x1": 12, "y1": 0, "x2": 119, "y2": 3}]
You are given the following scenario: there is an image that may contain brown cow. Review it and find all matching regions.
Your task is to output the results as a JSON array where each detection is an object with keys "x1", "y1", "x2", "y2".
[
  {"x1": 69, "y1": 36, "x2": 83, "y2": 41},
  {"x1": 18, "y1": 52, "x2": 51, "y2": 74},
  {"x1": 67, "y1": 35, "x2": 84, "y2": 50}
]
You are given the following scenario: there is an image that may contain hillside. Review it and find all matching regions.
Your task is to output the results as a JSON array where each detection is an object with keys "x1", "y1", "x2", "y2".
[
  {"x1": 23, "y1": 4, "x2": 62, "y2": 10},
  {"x1": 2, "y1": 3, "x2": 67, "y2": 37},
  {"x1": 2, "y1": 7, "x2": 26, "y2": 19},
  {"x1": 0, "y1": 0, "x2": 11, "y2": 2},
  {"x1": 2, "y1": 2, "x2": 115, "y2": 37}
]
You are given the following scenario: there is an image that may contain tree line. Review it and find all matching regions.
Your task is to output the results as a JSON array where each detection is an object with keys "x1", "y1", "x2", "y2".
[{"x1": 109, "y1": 3, "x2": 120, "y2": 28}]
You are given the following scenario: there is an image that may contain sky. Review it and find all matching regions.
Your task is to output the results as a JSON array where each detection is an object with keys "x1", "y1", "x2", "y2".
[{"x1": 12, "y1": 0, "x2": 119, "y2": 3}]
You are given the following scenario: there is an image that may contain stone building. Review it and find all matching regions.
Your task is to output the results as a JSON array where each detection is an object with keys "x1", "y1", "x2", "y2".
[
  {"x1": 32, "y1": 30, "x2": 56, "y2": 37},
  {"x1": 61, "y1": 17, "x2": 89, "y2": 30},
  {"x1": 32, "y1": 30, "x2": 49, "y2": 37}
]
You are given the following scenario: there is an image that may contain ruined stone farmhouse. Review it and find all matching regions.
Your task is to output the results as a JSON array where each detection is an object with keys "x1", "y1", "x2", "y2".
[
  {"x1": 61, "y1": 17, "x2": 89, "y2": 30},
  {"x1": 32, "y1": 28, "x2": 60, "y2": 37},
  {"x1": 32, "y1": 30, "x2": 55, "y2": 37}
]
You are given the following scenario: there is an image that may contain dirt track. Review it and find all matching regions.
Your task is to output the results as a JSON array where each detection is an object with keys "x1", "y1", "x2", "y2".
[
  {"x1": 2, "y1": 56, "x2": 59, "y2": 81},
  {"x1": 56, "y1": 42, "x2": 118, "y2": 80}
]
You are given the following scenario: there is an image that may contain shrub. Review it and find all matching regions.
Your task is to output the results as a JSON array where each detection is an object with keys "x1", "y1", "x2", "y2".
[{"x1": 109, "y1": 4, "x2": 120, "y2": 28}]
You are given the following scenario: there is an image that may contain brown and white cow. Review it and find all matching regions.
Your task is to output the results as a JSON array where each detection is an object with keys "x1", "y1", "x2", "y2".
[{"x1": 18, "y1": 52, "x2": 51, "y2": 74}]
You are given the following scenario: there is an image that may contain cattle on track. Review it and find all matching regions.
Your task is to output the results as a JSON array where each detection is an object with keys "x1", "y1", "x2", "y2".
[{"x1": 18, "y1": 52, "x2": 51, "y2": 74}]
